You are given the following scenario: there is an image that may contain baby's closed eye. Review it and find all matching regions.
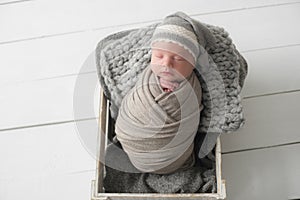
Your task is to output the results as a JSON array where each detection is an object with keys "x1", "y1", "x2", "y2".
[
  {"x1": 153, "y1": 52, "x2": 163, "y2": 59},
  {"x1": 173, "y1": 56, "x2": 185, "y2": 61}
]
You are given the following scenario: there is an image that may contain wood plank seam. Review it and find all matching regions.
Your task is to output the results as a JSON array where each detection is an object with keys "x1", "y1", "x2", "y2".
[
  {"x1": 189, "y1": 1, "x2": 300, "y2": 16},
  {"x1": 0, "y1": 0, "x2": 33, "y2": 6},
  {"x1": 1, "y1": 89, "x2": 299, "y2": 133},
  {"x1": 1, "y1": 2, "x2": 299, "y2": 45},
  {"x1": 222, "y1": 141, "x2": 300, "y2": 155},
  {"x1": 243, "y1": 89, "x2": 300, "y2": 99},
  {"x1": 242, "y1": 43, "x2": 300, "y2": 53},
  {"x1": 0, "y1": 117, "x2": 96, "y2": 132}
]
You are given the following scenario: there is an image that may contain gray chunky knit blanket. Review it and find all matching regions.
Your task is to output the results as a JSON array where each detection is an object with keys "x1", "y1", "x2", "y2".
[
  {"x1": 95, "y1": 14, "x2": 248, "y2": 194},
  {"x1": 96, "y1": 20, "x2": 248, "y2": 158}
]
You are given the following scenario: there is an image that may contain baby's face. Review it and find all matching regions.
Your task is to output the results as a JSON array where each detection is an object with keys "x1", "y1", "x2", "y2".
[{"x1": 150, "y1": 48, "x2": 194, "y2": 82}]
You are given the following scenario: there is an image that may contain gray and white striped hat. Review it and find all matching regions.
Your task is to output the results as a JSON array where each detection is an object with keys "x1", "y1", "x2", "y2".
[{"x1": 151, "y1": 12, "x2": 200, "y2": 64}]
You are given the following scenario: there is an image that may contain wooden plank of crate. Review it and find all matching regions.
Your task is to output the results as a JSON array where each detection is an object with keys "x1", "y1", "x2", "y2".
[
  {"x1": 93, "y1": 140, "x2": 224, "y2": 199},
  {"x1": 91, "y1": 184, "x2": 220, "y2": 200},
  {"x1": 215, "y1": 137, "x2": 226, "y2": 199},
  {"x1": 95, "y1": 88, "x2": 108, "y2": 194},
  {"x1": 91, "y1": 93, "x2": 225, "y2": 199}
]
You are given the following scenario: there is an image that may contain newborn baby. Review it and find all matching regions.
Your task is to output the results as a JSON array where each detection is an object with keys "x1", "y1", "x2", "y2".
[
  {"x1": 151, "y1": 41, "x2": 196, "y2": 93},
  {"x1": 115, "y1": 14, "x2": 204, "y2": 174}
]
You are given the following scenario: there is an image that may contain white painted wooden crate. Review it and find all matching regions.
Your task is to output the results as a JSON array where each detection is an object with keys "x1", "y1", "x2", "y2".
[{"x1": 91, "y1": 88, "x2": 226, "y2": 200}]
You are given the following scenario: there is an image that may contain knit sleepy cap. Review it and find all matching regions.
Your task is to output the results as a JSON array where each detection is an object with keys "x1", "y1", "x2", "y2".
[{"x1": 151, "y1": 12, "x2": 200, "y2": 65}]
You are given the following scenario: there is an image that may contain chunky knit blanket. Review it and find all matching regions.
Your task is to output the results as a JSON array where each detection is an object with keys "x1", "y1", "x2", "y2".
[
  {"x1": 96, "y1": 20, "x2": 248, "y2": 157},
  {"x1": 95, "y1": 15, "x2": 247, "y2": 194},
  {"x1": 115, "y1": 66, "x2": 203, "y2": 174}
]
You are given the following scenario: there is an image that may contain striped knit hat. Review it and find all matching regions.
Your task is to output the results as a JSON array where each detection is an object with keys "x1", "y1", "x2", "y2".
[{"x1": 151, "y1": 12, "x2": 200, "y2": 65}]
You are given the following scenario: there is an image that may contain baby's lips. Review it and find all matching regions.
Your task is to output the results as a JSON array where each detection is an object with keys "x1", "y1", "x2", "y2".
[{"x1": 160, "y1": 71, "x2": 173, "y2": 76}]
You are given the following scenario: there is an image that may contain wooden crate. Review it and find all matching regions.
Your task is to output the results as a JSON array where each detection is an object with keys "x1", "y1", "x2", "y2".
[{"x1": 91, "y1": 88, "x2": 226, "y2": 200}]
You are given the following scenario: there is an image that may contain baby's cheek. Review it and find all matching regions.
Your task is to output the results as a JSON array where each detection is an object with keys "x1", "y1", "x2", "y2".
[
  {"x1": 177, "y1": 64, "x2": 194, "y2": 78},
  {"x1": 150, "y1": 64, "x2": 159, "y2": 76}
]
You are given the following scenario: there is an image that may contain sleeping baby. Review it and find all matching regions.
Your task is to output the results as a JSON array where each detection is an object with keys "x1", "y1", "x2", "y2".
[{"x1": 115, "y1": 13, "x2": 204, "y2": 174}]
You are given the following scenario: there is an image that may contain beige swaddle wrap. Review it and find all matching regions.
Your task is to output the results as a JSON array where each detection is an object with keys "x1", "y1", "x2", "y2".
[{"x1": 115, "y1": 66, "x2": 203, "y2": 174}]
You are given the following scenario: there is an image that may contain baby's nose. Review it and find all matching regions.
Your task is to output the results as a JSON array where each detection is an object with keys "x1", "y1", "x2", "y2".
[{"x1": 162, "y1": 57, "x2": 173, "y2": 67}]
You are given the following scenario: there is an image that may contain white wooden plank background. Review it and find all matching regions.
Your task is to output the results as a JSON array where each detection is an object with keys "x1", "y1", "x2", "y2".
[
  {"x1": 0, "y1": 121, "x2": 96, "y2": 200},
  {"x1": 241, "y1": 45, "x2": 300, "y2": 98},
  {"x1": 0, "y1": 0, "x2": 31, "y2": 5},
  {"x1": 221, "y1": 91, "x2": 300, "y2": 153},
  {"x1": 1, "y1": 0, "x2": 300, "y2": 199},
  {"x1": 222, "y1": 143, "x2": 300, "y2": 200},
  {"x1": 0, "y1": 73, "x2": 100, "y2": 130},
  {"x1": 0, "y1": 171, "x2": 94, "y2": 200},
  {"x1": 1, "y1": 0, "x2": 299, "y2": 44},
  {"x1": 1, "y1": 2, "x2": 300, "y2": 86},
  {"x1": 0, "y1": 121, "x2": 95, "y2": 178}
]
